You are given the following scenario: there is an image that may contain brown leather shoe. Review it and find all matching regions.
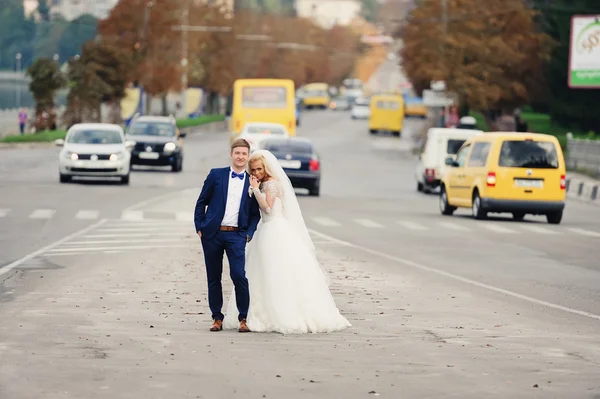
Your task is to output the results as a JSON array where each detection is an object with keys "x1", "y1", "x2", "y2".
[
  {"x1": 210, "y1": 319, "x2": 223, "y2": 331},
  {"x1": 238, "y1": 319, "x2": 250, "y2": 333}
]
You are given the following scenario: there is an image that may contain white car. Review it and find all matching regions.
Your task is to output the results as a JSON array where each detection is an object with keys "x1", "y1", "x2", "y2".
[
  {"x1": 240, "y1": 122, "x2": 290, "y2": 152},
  {"x1": 56, "y1": 123, "x2": 132, "y2": 184},
  {"x1": 351, "y1": 98, "x2": 371, "y2": 119}
]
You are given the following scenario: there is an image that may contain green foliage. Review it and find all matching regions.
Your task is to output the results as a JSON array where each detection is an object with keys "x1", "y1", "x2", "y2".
[
  {"x1": 360, "y1": 0, "x2": 380, "y2": 23},
  {"x1": 26, "y1": 57, "x2": 66, "y2": 114}
]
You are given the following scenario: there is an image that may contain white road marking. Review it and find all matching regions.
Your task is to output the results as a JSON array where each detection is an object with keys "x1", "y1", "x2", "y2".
[
  {"x1": 481, "y1": 224, "x2": 516, "y2": 234},
  {"x1": 47, "y1": 244, "x2": 190, "y2": 253},
  {"x1": 354, "y1": 218, "x2": 384, "y2": 228},
  {"x1": 120, "y1": 210, "x2": 144, "y2": 221},
  {"x1": 29, "y1": 209, "x2": 56, "y2": 219},
  {"x1": 397, "y1": 221, "x2": 428, "y2": 230},
  {"x1": 438, "y1": 221, "x2": 470, "y2": 231},
  {"x1": 82, "y1": 233, "x2": 192, "y2": 239},
  {"x1": 568, "y1": 228, "x2": 600, "y2": 238},
  {"x1": 176, "y1": 212, "x2": 193, "y2": 222},
  {"x1": 75, "y1": 210, "x2": 99, "y2": 220},
  {"x1": 0, "y1": 209, "x2": 10, "y2": 217},
  {"x1": 520, "y1": 225, "x2": 560, "y2": 235},
  {"x1": 307, "y1": 228, "x2": 600, "y2": 322},
  {"x1": 312, "y1": 217, "x2": 342, "y2": 227},
  {"x1": 64, "y1": 238, "x2": 193, "y2": 245},
  {"x1": 95, "y1": 227, "x2": 190, "y2": 233},
  {"x1": 0, "y1": 219, "x2": 108, "y2": 277}
]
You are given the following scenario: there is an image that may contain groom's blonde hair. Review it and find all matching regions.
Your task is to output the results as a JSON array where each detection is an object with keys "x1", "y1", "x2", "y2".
[{"x1": 247, "y1": 152, "x2": 275, "y2": 179}]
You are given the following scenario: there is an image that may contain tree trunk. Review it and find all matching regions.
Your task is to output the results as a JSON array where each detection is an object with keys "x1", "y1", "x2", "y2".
[{"x1": 161, "y1": 94, "x2": 168, "y2": 116}]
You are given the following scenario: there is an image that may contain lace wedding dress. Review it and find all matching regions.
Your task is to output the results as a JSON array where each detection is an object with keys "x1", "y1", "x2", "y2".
[{"x1": 223, "y1": 179, "x2": 351, "y2": 334}]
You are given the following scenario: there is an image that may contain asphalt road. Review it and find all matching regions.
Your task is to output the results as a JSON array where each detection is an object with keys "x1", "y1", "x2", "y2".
[{"x1": 1, "y1": 110, "x2": 600, "y2": 398}]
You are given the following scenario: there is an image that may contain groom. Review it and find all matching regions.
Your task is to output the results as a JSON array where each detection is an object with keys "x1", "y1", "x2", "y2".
[{"x1": 194, "y1": 138, "x2": 261, "y2": 333}]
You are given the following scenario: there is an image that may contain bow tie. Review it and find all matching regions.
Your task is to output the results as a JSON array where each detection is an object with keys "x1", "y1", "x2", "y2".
[{"x1": 231, "y1": 171, "x2": 245, "y2": 180}]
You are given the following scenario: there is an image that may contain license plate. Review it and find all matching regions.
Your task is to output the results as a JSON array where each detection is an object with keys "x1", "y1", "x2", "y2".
[
  {"x1": 278, "y1": 160, "x2": 301, "y2": 169},
  {"x1": 514, "y1": 179, "x2": 543, "y2": 188},
  {"x1": 139, "y1": 152, "x2": 159, "y2": 159}
]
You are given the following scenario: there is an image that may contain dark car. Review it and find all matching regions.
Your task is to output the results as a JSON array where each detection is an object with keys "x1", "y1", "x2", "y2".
[
  {"x1": 126, "y1": 115, "x2": 185, "y2": 172},
  {"x1": 260, "y1": 137, "x2": 321, "y2": 196}
]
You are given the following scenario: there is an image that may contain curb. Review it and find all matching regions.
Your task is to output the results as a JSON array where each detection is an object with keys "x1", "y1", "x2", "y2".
[{"x1": 566, "y1": 177, "x2": 600, "y2": 206}]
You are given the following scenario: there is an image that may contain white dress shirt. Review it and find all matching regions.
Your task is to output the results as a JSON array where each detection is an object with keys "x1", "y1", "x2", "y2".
[{"x1": 221, "y1": 168, "x2": 246, "y2": 227}]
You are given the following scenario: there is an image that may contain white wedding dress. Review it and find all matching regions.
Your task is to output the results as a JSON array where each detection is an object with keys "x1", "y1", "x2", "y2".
[{"x1": 223, "y1": 178, "x2": 351, "y2": 334}]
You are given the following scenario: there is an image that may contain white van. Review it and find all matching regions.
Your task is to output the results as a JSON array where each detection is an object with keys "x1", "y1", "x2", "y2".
[{"x1": 415, "y1": 127, "x2": 483, "y2": 192}]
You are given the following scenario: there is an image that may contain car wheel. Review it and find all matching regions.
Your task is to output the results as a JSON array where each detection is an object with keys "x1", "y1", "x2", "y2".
[
  {"x1": 417, "y1": 182, "x2": 424, "y2": 192},
  {"x1": 439, "y1": 186, "x2": 456, "y2": 215},
  {"x1": 309, "y1": 184, "x2": 320, "y2": 196},
  {"x1": 472, "y1": 191, "x2": 486, "y2": 220},
  {"x1": 59, "y1": 173, "x2": 71, "y2": 183},
  {"x1": 393, "y1": 131, "x2": 401, "y2": 137},
  {"x1": 546, "y1": 210, "x2": 563, "y2": 225},
  {"x1": 121, "y1": 174, "x2": 130, "y2": 185},
  {"x1": 172, "y1": 157, "x2": 182, "y2": 172},
  {"x1": 512, "y1": 212, "x2": 525, "y2": 221},
  {"x1": 369, "y1": 129, "x2": 377, "y2": 135}
]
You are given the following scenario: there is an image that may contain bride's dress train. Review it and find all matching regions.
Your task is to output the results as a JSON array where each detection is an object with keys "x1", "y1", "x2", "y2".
[{"x1": 223, "y1": 179, "x2": 351, "y2": 334}]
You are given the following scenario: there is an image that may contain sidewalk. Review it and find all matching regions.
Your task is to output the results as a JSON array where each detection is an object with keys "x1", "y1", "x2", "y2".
[
  {"x1": 1, "y1": 224, "x2": 599, "y2": 398},
  {"x1": 566, "y1": 171, "x2": 600, "y2": 206}
]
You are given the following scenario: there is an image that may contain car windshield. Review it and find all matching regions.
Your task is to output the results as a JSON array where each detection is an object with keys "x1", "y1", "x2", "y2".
[
  {"x1": 262, "y1": 140, "x2": 312, "y2": 154},
  {"x1": 67, "y1": 129, "x2": 123, "y2": 144},
  {"x1": 498, "y1": 140, "x2": 559, "y2": 169},
  {"x1": 245, "y1": 125, "x2": 287, "y2": 135},
  {"x1": 447, "y1": 139, "x2": 466, "y2": 154},
  {"x1": 129, "y1": 122, "x2": 175, "y2": 137}
]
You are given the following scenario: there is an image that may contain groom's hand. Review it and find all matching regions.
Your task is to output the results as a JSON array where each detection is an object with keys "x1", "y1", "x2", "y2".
[
  {"x1": 197, "y1": 231, "x2": 202, "y2": 239},
  {"x1": 246, "y1": 235, "x2": 251, "y2": 243}
]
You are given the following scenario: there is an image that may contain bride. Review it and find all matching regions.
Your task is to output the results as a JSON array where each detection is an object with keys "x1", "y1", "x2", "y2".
[{"x1": 223, "y1": 150, "x2": 351, "y2": 334}]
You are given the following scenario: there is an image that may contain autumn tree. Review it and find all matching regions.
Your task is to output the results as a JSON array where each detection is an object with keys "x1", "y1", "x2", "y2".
[
  {"x1": 27, "y1": 57, "x2": 66, "y2": 118},
  {"x1": 399, "y1": 0, "x2": 553, "y2": 121},
  {"x1": 98, "y1": 0, "x2": 182, "y2": 114}
]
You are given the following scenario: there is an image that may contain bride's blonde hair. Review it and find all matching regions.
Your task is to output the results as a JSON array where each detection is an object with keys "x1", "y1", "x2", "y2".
[{"x1": 247, "y1": 152, "x2": 276, "y2": 180}]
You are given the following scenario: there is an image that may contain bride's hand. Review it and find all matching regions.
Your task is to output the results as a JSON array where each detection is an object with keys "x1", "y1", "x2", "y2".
[{"x1": 249, "y1": 175, "x2": 260, "y2": 189}]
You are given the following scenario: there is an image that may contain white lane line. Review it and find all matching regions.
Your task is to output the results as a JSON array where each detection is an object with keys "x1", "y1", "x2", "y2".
[
  {"x1": 176, "y1": 212, "x2": 193, "y2": 222},
  {"x1": 82, "y1": 233, "x2": 192, "y2": 238},
  {"x1": 0, "y1": 209, "x2": 10, "y2": 217},
  {"x1": 0, "y1": 219, "x2": 108, "y2": 277},
  {"x1": 95, "y1": 227, "x2": 190, "y2": 233},
  {"x1": 64, "y1": 238, "x2": 194, "y2": 245},
  {"x1": 354, "y1": 218, "x2": 384, "y2": 228},
  {"x1": 307, "y1": 228, "x2": 600, "y2": 322},
  {"x1": 45, "y1": 250, "x2": 125, "y2": 257},
  {"x1": 29, "y1": 209, "x2": 56, "y2": 219},
  {"x1": 47, "y1": 244, "x2": 190, "y2": 253},
  {"x1": 121, "y1": 210, "x2": 144, "y2": 221},
  {"x1": 520, "y1": 225, "x2": 560, "y2": 235},
  {"x1": 481, "y1": 224, "x2": 516, "y2": 234},
  {"x1": 568, "y1": 228, "x2": 600, "y2": 238},
  {"x1": 438, "y1": 221, "x2": 470, "y2": 231},
  {"x1": 308, "y1": 229, "x2": 352, "y2": 247},
  {"x1": 397, "y1": 221, "x2": 428, "y2": 231},
  {"x1": 123, "y1": 189, "x2": 195, "y2": 211},
  {"x1": 312, "y1": 217, "x2": 342, "y2": 227},
  {"x1": 75, "y1": 210, "x2": 99, "y2": 220}
]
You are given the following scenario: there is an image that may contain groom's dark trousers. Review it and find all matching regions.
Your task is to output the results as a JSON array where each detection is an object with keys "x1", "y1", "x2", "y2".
[{"x1": 194, "y1": 167, "x2": 260, "y2": 321}]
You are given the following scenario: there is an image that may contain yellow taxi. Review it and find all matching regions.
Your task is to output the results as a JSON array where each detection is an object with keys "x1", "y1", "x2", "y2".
[
  {"x1": 368, "y1": 94, "x2": 405, "y2": 137},
  {"x1": 439, "y1": 132, "x2": 566, "y2": 224},
  {"x1": 405, "y1": 100, "x2": 428, "y2": 118}
]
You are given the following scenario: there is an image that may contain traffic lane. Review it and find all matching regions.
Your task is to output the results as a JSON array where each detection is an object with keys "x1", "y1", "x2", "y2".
[{"x1": 1, "y1": 226, "x2": 599, "y2": 397}]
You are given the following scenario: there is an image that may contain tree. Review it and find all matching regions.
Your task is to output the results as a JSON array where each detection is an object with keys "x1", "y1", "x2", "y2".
[
  {"x1": 399, "y1": 0, "x2": 553, "y2": 119},
  {"x1": 57, "y1": 14, "x2": 98, "y2": 62},
  {"x1": 27, "y1": 57, "x2": 66, "y2": 115},
  {"x1": 64, "y1": 41, "x2": 132, "y2": 125},
  {"x1": 0, "y1": 0, "x2": 36, "y2": 70}
]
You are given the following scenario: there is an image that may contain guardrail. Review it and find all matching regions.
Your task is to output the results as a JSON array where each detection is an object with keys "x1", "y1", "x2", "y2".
[{"x1": 566, "y1": 135, "x2": 600, "y2": 178}]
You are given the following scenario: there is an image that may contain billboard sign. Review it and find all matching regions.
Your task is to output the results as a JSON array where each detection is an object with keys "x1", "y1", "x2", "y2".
[{"x1": 569, "y1": 15, "x2": 600, "y2": 88}]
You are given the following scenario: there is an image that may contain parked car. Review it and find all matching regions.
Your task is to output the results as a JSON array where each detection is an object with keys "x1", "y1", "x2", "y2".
[
  {"x1": 440, "y1": 132, "x2": 566, "y2": 224},
  {"x1": 260, "y1": 137, "x2": 321, "y2": 196},
  {"x1": 329, "y1": 96, "x2": 352, "y2": 111},
  {"x1": 240, "y1": 122, "x2": 290, "y2": 152},
  {"x1": 351, "y1": 97, "x2": 371, "y2": 119},
  {"x1": 56, "y1": 123, "x2": 132, "y2": 184},
  {"x1": 126, "y1": 115, "x2": 185, "y2": 172}
]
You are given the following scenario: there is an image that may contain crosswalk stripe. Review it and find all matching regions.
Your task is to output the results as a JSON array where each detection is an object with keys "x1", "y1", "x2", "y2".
[
  {"x1": 75, "y1": 210, "x2": 99, "y2": 220},
  {"x1": 96, "y1": 227, "x2": 191, "y2": 233},
  {"x1": 397, "y1": 221, "x2": 428, "y2": 230},
  {"x1": 354, "y1": 218, "x2": 384, "y2": 228},
  {"x1": 0, "y1": 209, "x2": 10, "y2": 217},
  {"x1": 65, "y1": 238, "x2": 194, "y2": 245},
  {"x1": 121, "y1": 210, "x2": 144, "y2": 221},
  {"x1": 568, "y1": 228, "x2": 600, "y2": 238},
  {"x1": 47, "y1": 244, "x2": 190, "y2": 253},
  {"x1": 312, "y1": 217, "x2": 342, "y2": 227},
  {"x1": 83, "y1": 233, "x2": 191, "y2": 238},
  {"x1": 438, "y1": 221, "x2": 470, "y2": 231},
  {"x1": 481, "y1": 224, "x2": 516, "y2": 234},
  {"x1": 29, "y1": 209, "x2": 56, "y2": 219},
  {"x1": 519, "y1": 225, "x2": 560, "y2": 235},
  {"x1": 176, "y1": 212, "x2": 193, "y2": 222}
]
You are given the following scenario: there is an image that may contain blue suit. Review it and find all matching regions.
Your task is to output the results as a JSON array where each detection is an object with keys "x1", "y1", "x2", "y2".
[{"x1": 194, "y1": 167, "x2": 261, "y2": 321}]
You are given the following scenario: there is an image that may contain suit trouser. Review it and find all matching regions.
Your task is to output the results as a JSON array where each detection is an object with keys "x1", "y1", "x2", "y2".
[{"x1": 201, "y1": 230, "x2": 249, "y2": 321}]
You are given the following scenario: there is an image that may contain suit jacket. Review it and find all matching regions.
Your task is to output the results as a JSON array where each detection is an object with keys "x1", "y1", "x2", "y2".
[{"x1": 194, "y1": 167, "x2": 261, "y2": 240}]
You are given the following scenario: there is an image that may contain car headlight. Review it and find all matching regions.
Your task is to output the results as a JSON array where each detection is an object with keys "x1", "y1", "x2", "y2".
[
  {"x1": 164, "y1": 142, "x2": 177, "y2": 152},
  {"x1": 109, "y1": 152, "x2": 126, "y2": 161},
  {"x1": 63, "y1": 151, "x2": 78, "y2": 161}
]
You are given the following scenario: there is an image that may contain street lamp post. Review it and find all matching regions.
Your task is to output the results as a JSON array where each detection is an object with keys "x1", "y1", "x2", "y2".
[
  {"x1": 180, "y1": 0, "x2": 189, "y2": 119},
  {"x1": 16, "y1": 53, "x2": 22, "y2": 108}
]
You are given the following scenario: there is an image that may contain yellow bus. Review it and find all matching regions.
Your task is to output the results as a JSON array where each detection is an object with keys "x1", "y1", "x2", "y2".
[
  {"x1": 369, "y1": 94, "x2": 405, "y2": 137},
  {"x1": 230, "y1": 79, "x2": 296, "y2": 142},
  {"x1": 302, "y1": 83, "x2": 330, "y2": 109}
]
